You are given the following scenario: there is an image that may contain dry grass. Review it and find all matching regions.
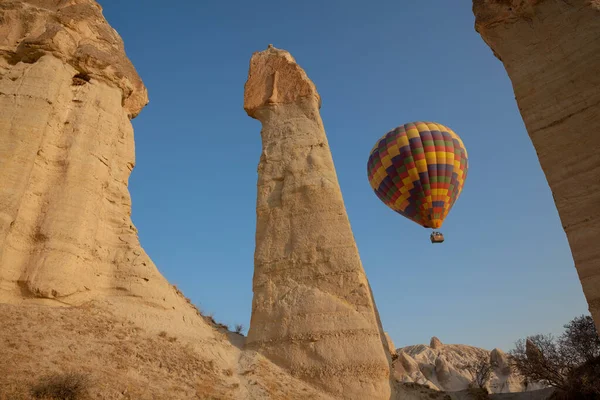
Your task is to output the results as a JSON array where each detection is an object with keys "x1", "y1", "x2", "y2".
[
  {"x1": 158, "y1": 330, "x2": 178, "y2": 343},
  {"x1": 0, "y1": 303, "x2": 335, "y2": 400},
  {"x1": 30, "y1": 229, "x2": 48, "y2": 243},
  {"x1": 0, "y1": 304, "x2": 240, "y2": 400},
  {"x1": 171, "y1": 285, "x2": 236, "y2": 335},
  {"x1": 0, "y1": 372, "x2": 89, "y2": 400},
  {"x1": 396, "y1": 382, "x2": 452, "y2": 400}
]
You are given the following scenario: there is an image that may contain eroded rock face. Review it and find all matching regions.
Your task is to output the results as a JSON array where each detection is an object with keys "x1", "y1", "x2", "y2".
[
  {"x1": 0, "y1": 2, "x2": 257, "y2": 398},
  {"x1": 434, "y1": 356, "x2": 451, "y2": 384},
  {"x1": 393, "y1": 350, "x2": 437, "y2": 388},
  {"x1": 0, "y1": 0, "x2": 147, "y2": 118},
  {"x1": 430, "y1": 336, "x2": 443, "y2": 350},
  {"x1": 0, "y1": 0, "x2": 243, "y2": 365},
  {"x1": 394, "y1": 339, "x2": 546, "y2": 393},
  {"x1": 472, "y1": 0, "x2": 600, "y2": 332},
  {"x1": 490, "y1": 348, "x2": 512, "y2": 375},
  {"x1": 385, "y1": 332, "x2": 397, "y2": 355},
  {"x1": 243, "y1": 44, "x2": 393, "y2": 400}
]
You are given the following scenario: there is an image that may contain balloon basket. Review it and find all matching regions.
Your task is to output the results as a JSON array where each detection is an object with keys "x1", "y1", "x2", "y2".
[{"x1": 430, "y1": 231, "x2": 445, "y2": 244}]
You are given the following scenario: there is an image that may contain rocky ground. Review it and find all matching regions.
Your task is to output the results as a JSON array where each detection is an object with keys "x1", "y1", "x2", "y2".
[{"x1": 0, "y1": 303, "x2": 336, "y2": 400}]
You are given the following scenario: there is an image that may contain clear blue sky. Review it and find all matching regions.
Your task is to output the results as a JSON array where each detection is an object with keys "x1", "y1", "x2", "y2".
[{"x1": 97, "y1": 0, "x2": 589, "y2": 351}]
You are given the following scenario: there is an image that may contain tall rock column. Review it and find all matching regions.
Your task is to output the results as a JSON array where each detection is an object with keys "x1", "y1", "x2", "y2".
[
  {"x1": 243, "y1": 45, "x2": 392, "y2": 400},
  {"x1": 473, "y1": 0, "x2": 600, "y2": 331}
]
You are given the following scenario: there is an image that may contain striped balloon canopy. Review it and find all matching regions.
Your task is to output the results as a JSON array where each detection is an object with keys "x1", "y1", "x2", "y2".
[{"x1": 367, "y1": 121, "x2": 468, "y2": 229}]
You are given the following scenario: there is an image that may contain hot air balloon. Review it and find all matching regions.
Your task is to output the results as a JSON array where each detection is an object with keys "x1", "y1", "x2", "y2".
[{"x1": 366, "y1": 121, "x2": 468, "y2": 244}]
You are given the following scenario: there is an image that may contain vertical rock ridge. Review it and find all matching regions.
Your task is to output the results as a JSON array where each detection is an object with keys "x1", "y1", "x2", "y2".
[{"x1": 243, "y1": 45, "x2": 392, "y2": 400}]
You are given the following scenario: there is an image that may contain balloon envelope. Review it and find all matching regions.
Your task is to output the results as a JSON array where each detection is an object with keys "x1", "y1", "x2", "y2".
[{"x1": 367, "y1": 121, "x2": 468, "y2": 229}]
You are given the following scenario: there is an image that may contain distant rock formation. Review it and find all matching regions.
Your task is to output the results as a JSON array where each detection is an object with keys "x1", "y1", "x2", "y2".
[
  {"x1": 385, "y1": 332, "x2": 397, "y2": 355},
  {"x1": 393, "y1": 337, "x2": 546, "y2": 393},
  {"x1": 243, "y1": 45, "x2": 393, "y2": 399},
  {"x1": 431, "y1": 336, "x2": 443, "y2": 350},
  {"x1": 490, "y1": 348, "x2": 512, "y2": 376},
  {"x1": 472, "y1": 0, "x2": 600, "y2": 332}
]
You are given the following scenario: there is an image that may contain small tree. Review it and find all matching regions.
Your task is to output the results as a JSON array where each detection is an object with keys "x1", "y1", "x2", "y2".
[
  {"x1": 463, "y1": 352, "x2": 497, "y2": 389},
  {"x1": 558, "y1": 315, "x2": 600, "y2": 365},
  {"x1": 510, "y1": 334, "x2": 568, "y2": 389},
  {"x1": 508, "y1": 314, "x2": 600, "y2": 393}
]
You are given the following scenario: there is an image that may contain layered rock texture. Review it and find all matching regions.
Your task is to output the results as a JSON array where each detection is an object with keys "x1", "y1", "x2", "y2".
[
  {"x1": 393, "y1": 337, "x2": 546, "y2": 393},
  {"x1": 243, "y1": 45, "x2": 393, "y2": 399},
  {"x1": 472, "y1": 0, "x2": 600, "y2": 331},
  {"x1": 0, "y1": 0, "x2": 218, "y2": 343}
]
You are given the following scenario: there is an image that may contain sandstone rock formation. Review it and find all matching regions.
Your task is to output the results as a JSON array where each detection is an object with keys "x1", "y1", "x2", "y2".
[
  {"x1": 431, "y1": 336, "x2": 443, "y2": 351},
  {"x1": 0, "y1": 0, "x2": 220, "y2": 343},
  {"x1": 0, "y1": 3, "x2": 342, "y2": 399},
  {"x1": 490, "y1": 348, "x2": 513, "y2": 376},
  {"x1": 472, "y1": 0, "x2": 600, "y2": 332},
  {"x1": 386, "y1": 332, "x2": 397, "y2": 355},
  {"x1": 393, "y1": 337, "x2": 546, "y2": 393},
  {"x1": 243, "y1": 44, "x2": 393, "y2": 399}
]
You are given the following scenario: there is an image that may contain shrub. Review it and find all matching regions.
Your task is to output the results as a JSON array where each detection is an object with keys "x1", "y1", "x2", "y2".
[
  {"x1": 30, "y1": 372, "x2": 89, "y2": 400},
  {"x1": 466, "y1": 385, "x2": 490, "y2": 400},
  {"x1": 461, "y1": 352, "x2": 497, "y2": 389},
  {"x1": 552, "y1": 356, "x2": 600, "y2": 399}
]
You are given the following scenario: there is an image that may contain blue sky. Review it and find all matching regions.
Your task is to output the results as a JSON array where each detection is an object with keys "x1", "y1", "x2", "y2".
[{"x1": 97, "y1": 0, "x2": 589, "y2": 351}]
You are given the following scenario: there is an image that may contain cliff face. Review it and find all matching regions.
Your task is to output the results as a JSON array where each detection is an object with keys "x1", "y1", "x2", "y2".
[
  {"x1": 243, "y1": 45, "x2": 393, "y2": 400},
  {"x1": 0, "y1": 0, "x2": 215, "y2": 340},
  {"x1": 473, "y1": 0, "x2": 600, "y2": 331}
]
